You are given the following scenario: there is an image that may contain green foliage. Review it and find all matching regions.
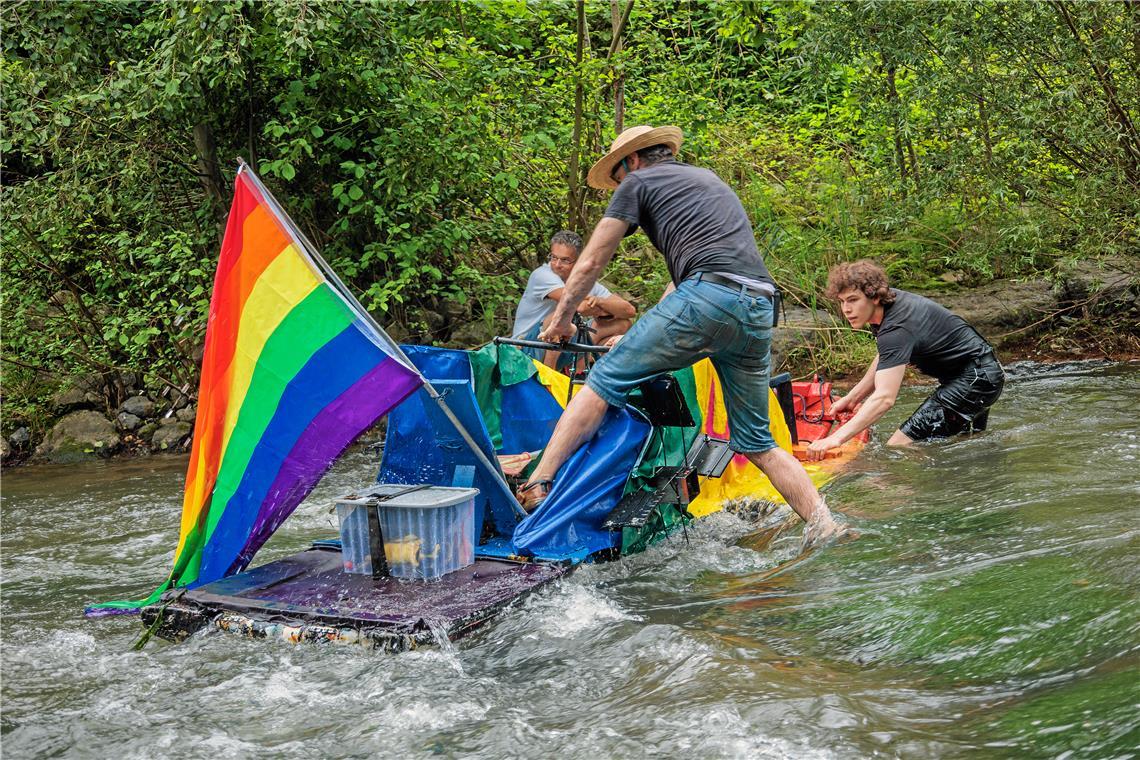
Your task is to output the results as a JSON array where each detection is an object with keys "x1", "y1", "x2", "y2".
[{"x1": 2, "y1": 0, "x2": 1137, "y2": 427}]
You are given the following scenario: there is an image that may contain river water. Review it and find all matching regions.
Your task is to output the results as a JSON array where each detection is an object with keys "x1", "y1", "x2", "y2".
[{"x1": 2, "y1": 361, "x2": 1137, "y2": 758}]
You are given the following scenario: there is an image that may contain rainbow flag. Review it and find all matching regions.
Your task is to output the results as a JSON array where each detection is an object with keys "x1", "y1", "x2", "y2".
[{"x1": 87, "y1": 165, "x2": 423, "y2": 615}]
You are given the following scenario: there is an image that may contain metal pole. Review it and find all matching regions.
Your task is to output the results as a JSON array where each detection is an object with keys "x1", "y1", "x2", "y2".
[{"x1": 236, "y1": 160, "x2": 527, "y2": 521}]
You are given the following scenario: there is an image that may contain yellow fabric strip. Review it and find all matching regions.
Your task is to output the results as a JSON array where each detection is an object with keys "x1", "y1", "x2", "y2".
[
  {"x1": 530, "y1": 356, "x2": 821, "y2": 516},
  {"x1": 688, "y1": 360, "x2": 827, "y2": 516},
  {"x1": 218, "y1": 245, "x2": 322, "y2": 456},
  {"x1": 532, "y1": 360, "x2": 574, "y2": 408},
  {"x1": 175, "y1": 443, "x2": 212, "y2": 558}
]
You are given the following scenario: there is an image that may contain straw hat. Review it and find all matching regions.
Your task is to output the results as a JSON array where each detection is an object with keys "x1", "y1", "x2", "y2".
[{"x1": 587, "y1": 125, "x2": 684, "y2": 191}]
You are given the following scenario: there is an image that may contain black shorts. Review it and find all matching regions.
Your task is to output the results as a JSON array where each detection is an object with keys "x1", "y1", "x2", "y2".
[{"x1": 899, "y1": 354, "x2": 1005, "y2": 441}]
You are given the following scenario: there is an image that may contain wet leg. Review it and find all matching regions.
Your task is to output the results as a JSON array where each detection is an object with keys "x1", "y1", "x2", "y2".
[
  {"x1": 524, "y1": 386, "x2": 610, "y2": 487},
  {"x1": 747, "y1": 448, "x2": 827, "y2": 522},
  {"x1": 747, "y1": 447, "x2": 843, "y2": 546},
  {"x1": 887, "y1": 429, "x2": 915, "y2": 446}
]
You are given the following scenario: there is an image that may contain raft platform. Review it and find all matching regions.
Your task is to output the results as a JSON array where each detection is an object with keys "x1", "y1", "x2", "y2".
[{"x1": 143, "y1": 547, "x2": 569, "y2": 651}]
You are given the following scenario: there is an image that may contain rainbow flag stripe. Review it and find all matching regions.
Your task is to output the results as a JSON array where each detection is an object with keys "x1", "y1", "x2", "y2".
[{"x1": 88, "y1": 168, "x2": 422, "y2": 614}]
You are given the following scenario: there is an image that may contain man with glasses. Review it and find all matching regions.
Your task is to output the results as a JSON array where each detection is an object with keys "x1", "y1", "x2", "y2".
[
  {"x1": 516, "y1": 125, "x2": 845, "y2": 548},
  {"x1": 511, "y1": 229, "x2": 635, "y2": 368}
]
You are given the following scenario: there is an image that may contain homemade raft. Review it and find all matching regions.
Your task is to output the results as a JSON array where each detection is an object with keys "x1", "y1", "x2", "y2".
[
  {"x1": 141, "y1": 344, "x2": 866, "y2": 650},
  {"x1": 88, "y1": 160, "x2": 865, "y2": 651}
]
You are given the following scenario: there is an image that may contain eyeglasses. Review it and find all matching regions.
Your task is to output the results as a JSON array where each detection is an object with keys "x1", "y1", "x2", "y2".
[
  {"x1": 549, "y1": 253, "x2": 576, "y2": 265},
  {"x1": 610, "y1": 157, "x2": 629, "y2": 183}
]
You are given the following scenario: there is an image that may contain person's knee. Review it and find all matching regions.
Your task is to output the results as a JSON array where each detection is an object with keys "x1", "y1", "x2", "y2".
[
  {"x1": 592, "y1": 317, "x2": 632, "y2": 342},
  {"x1": 603, "y1": 317, "x2": 633, "y2": 333}
]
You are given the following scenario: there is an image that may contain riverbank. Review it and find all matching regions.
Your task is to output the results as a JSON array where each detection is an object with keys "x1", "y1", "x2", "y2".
[{"x1": 3, "y1": 261, "x2": 1135, "y2": 467}]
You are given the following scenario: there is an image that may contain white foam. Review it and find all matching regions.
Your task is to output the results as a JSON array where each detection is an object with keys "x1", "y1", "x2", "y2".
[{"x1": 530, "y1": 584, "x2": 638, "y2": 638}]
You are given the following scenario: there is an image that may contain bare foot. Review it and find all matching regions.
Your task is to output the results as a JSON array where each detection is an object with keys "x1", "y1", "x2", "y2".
[
  {"x1": 516, "y1": 479, "x2": 552, "y2": 513},
  {"x1": 800, "y1": 501, "x2": 854, "y2": 551}
]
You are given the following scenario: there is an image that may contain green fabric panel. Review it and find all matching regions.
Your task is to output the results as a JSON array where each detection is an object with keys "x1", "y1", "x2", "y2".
[
  {"x1": 625, "y1": 365, "x2": 703, "y2": 495},
  {"x1": 201, "y1": 285, "x2": 354, "y2": 543},
  {"x1": 475, "y1": 342, "x2": 537, "y2": 386},
  {"x1": 469, "y1": 343, "x2": 537, "y2": 450}
]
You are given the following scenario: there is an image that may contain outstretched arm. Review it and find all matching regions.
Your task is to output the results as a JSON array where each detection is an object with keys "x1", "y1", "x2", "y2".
[
  {"x1": 538, "y1": 217, "x2": 628, "y2": 343},
  {"x1": 806, "y1": 363, "x2": 905, "y2": 460},
  {"x1": 832, "y1": 355, "x2": 880, "y2": 414}
]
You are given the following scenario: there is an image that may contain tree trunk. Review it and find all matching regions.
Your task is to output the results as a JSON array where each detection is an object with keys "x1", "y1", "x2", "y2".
[
  {"x1": 906, "y1": 135, "x2": 921, "y2": 191},
  {"x1": 611, "y1": 0, "x2": 625, "y2": 135},
  {"x1": 885, "y1": 65, "x2": 909, "y2": 198},
  {"x1": 568, "y1": 0, "x2": 585, "y2": 230},
  {"x1": 975, "y1": 60, "x2": 995, "y2": 168},
  {"x1": 193, "y1": 122, "x2": 227, "y2": 226}
]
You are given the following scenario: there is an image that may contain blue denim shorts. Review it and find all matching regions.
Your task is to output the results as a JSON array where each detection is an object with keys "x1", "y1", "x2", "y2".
[{"x1": 586, "y1": 276, "x2": 776, "y2": 453}]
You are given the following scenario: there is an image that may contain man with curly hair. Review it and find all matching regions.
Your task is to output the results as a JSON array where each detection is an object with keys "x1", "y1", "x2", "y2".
[{"x1": 807, "y1": 260, "x2": 1005, "y2": 459}]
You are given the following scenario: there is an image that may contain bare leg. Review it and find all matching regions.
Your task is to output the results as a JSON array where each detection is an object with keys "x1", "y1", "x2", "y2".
[
  {"x1": 746, "y1": 448, "x2": 825, "y2": 522},
  {"x1": 592, "y1": 317, "x2": 632, "y2": 344},
  {"x1": 747, "y1": 447, "x2": 843, "y2": 546},
  {"x1": 525, "y1": 386, "x2": 611, "y2": 485},
  {"x1": 887, "y1": 429, "x2": 914, "y2": 446}
]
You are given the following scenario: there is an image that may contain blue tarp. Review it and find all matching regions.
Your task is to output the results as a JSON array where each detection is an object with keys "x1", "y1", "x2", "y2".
[
  {"x1": 378, "y1": 346, "x2": 519, "y2": 536},
  {"x1": 377, "y1": 346, "x2": 650, "y2": 562},
  {"x1": 511, "y1": 406, "x2": 649, "y2": 561}
]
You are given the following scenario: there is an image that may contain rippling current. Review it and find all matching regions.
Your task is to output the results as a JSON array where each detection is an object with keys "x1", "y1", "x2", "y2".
[{"x1": 3, "y1": 361, "x2": 1138, "y2": 758}]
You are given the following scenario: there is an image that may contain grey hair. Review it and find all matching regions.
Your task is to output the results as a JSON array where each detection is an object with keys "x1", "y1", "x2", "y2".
[
  {"x1": 550, "y1": 230, "x2": 583, "y2": 255},
  {"x1": 635, "y1": 144, "x2": 675, "y2": 166}
]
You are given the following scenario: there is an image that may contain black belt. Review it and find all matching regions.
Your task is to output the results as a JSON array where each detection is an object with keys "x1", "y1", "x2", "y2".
[
  {"x1": 692, "y1": 272, "x2": 781, "y2": 327},
  {"x1": 693, "y1": 272, "x2": 776, "y2": 300},
  {"x1": 972, "y1": 348, "x2": 1001, "y2": 365}
]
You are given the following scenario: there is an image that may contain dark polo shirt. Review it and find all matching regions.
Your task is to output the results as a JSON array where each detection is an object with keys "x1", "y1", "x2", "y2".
[
  {"x1": 872, "y1": 289, "x2": 993, "y2": 383},
  {"x1": 603, "y1": 159, "x2": 774, "y2": 287}
]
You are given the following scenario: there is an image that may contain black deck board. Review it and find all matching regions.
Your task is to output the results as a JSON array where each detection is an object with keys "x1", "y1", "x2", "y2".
[{"x1": 181, "y1": 548, "x2": 569, "y2": 629}]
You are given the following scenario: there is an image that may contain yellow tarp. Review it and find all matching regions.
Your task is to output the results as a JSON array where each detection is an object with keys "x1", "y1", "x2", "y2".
[{"x1": 530, "y1": 358, "x2": 842, "y2": 516}]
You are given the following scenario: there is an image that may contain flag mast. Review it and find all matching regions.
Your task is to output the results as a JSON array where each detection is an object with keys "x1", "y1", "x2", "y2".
[{"x1": 236, "y1": 159, "x2": 527, "y2": 520}]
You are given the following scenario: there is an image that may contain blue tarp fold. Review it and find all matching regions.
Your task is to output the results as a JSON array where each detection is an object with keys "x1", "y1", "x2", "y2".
[
  {"x1": 377, "y1": 346, "x2": 650, "y2": 562},
  {"x1": 511, "y1": 406, "x2": 649, "y2": 561}
]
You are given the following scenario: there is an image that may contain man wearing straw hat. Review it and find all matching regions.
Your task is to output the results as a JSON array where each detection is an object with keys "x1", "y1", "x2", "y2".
[{"x1": 517, "y1": 125, "x2": 845, "y2": 546}]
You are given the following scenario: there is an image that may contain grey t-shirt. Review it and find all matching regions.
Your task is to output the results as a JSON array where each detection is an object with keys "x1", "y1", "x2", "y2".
[
  {"x1": 872, "y1": 289, "x2": 992, "y2": 383},
  {"x1": 511, "y1": 263, "x2": 612, "y2": 338},
  {"x1": 603, "y1": 159, "x2": 774, "y2": 286}
]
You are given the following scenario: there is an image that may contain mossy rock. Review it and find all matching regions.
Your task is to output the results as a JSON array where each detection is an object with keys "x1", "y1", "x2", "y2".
[
  {"x1": 150, "y1": 421, "x2": 192, "y2": 452},
  {"x1": 35, "y1": 411, "x2": 120, "y2": 463}
]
